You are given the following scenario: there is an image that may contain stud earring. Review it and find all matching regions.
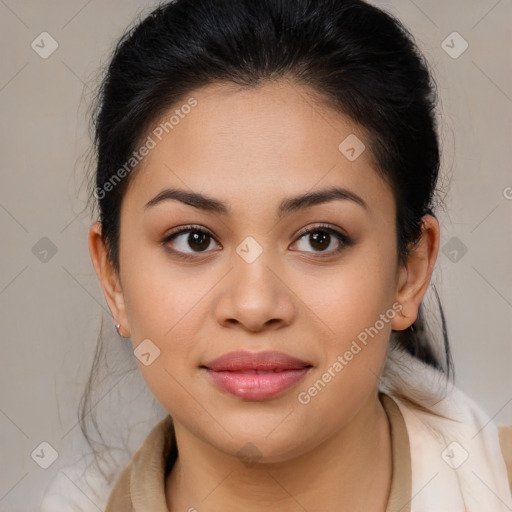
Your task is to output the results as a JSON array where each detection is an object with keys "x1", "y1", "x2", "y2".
[{"x1": 115, "y1": 321, "x2": 128, "y2": 338}]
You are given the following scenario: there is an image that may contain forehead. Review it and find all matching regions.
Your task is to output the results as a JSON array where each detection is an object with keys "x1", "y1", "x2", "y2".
[{"x1": 123, "y1": 80, "x2": 395, "y2": 221}]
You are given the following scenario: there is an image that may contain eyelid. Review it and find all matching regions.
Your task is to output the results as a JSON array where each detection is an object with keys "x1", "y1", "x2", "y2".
[
  {"x1": 293, "y1": 222, "x2": 348, "y2": 240},
  {"x1": 163, "y1": 224, "x2": 218, "y2": 242}
]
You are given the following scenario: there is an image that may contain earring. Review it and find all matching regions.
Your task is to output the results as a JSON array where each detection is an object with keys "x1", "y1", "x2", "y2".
[{"x1": 115, "y1": 322, "x2": 128, "y2": 338}]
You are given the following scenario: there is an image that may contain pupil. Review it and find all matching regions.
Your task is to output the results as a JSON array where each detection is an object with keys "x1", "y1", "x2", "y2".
[
  {"x1": 310, "y1": 231, "x2": 329, "y2": 251},
  {"x1": 189, "y1": 232, "x2": 209, "y2": 252}
]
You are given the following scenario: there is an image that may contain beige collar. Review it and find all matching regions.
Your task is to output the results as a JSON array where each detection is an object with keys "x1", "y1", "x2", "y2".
[{"x1": 105, "y1": 391, "x2": 411, "y2": 511}]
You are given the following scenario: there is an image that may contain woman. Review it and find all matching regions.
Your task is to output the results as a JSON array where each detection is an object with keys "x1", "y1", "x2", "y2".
[{"x1": 61, "y1": 0, "x2": 512, "y2": 510}]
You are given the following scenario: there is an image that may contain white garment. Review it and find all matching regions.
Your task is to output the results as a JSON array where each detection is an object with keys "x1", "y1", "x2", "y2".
[
  {"x1": 380, "y1": 342, "x2": 512, "y2": 511},
  {"x1": 39, "y1": 456, "x2": 114, "y2": 512}
]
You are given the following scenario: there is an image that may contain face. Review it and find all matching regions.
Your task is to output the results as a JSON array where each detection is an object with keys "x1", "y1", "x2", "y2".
[{"x1": 96, "y1": 80, "x2": 416, "y2": 463}]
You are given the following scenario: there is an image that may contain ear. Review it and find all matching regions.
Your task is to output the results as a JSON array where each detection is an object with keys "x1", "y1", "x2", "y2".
[
  {"x1": 391, "y1": 214, "x2": 440, "y2": 331},
  {"x1": 88, "y1": 221, "x2": 130, "y2": 338}
]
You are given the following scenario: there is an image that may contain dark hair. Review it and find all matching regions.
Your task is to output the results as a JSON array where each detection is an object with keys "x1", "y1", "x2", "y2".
[{"x1": 82, "y1": 0, "x2": 454, "y2": 477}]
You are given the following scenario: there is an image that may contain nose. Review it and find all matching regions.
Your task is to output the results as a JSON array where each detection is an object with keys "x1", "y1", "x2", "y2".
[{"x1": 213, "y1": 248, "x2": 296, "y2": 333}]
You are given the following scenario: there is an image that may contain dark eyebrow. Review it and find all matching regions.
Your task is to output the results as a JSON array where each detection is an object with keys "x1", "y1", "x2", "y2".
[
  {"x1": 144, "y1": 188, "x2": 229, "y2": 214},
  {"x1": 277, "y1": 187, "x2": 368, "y2": 218},
  {"x1": 144, "y1": 186, "x2": 368, "y2": 216}
]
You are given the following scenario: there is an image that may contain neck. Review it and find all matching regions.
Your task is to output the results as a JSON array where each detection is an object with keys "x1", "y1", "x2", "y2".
[{"x1": 165, "y1": 392, "x2": 392, "y2": 512}]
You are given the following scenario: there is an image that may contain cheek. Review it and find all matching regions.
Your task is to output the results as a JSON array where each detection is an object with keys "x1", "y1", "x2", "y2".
[
  {"x1": 121, "y1": 262, "x2": 206, "y2": 412},
  {"x1": 120, "y1": 242, "x2": 210, "y2": 341},
  {"x1": 119, "y1": 247, "x2": 216, "y2": 382},
  {"x1": 306, "y1": 241, "x2": 397, "y2": 388},
  {"x1": 300, "y1": 241, "x2": 397, "y2": 342}
]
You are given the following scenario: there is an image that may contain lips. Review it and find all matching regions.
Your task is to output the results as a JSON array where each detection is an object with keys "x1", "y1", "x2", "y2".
[
  {"x1": 201, "y1": 350, "x2": 313, "y2": 401},
  {"x1": 202, "y1": 350, "x2": 312, "y2": 372}
]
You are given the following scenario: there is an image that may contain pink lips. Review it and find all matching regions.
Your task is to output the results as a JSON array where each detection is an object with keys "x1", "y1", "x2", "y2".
[{"x1": 201, "y1": 350, "x2": 312, "y2": 401}]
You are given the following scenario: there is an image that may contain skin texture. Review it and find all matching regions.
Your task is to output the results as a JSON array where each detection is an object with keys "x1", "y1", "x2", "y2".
[{"x1": 89, "y1": 79, "x2": 440, "y2": 511}]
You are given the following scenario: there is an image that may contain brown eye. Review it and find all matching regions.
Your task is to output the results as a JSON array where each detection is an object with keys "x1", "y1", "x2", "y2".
[
  {"x1": 162, "y1": 225, "x2": 221, "y2": 259},
  {"x1": 183, "y1": 231, "x2": 211, "y2": 252},
  {"x1": 292, "y1": 223, "x2": 353, "y2": 256}
]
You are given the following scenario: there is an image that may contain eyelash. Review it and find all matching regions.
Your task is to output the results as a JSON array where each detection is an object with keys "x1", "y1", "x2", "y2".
[{"x1": 161, "y1": 223, "x2": 353, "y2": 261}]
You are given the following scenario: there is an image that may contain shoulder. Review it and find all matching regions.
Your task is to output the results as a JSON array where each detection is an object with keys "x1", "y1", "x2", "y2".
[
  {"x1": 39, "y1": 457, "x2": 117, "y2": 512},
  {"x1": 380, "y1": 343, "x2": 512, "y2": 507},
  {"x1": 40, "y1": 416, "x2": 172, "y2": 512},
  {"x1": 387, "y1": 368, "x2": 512, "y2": 508}
]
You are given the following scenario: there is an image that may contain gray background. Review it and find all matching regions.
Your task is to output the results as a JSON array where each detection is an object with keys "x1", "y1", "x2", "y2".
[{"x1": 1, "y1": 0, "x2": 511, "y2": 510}]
